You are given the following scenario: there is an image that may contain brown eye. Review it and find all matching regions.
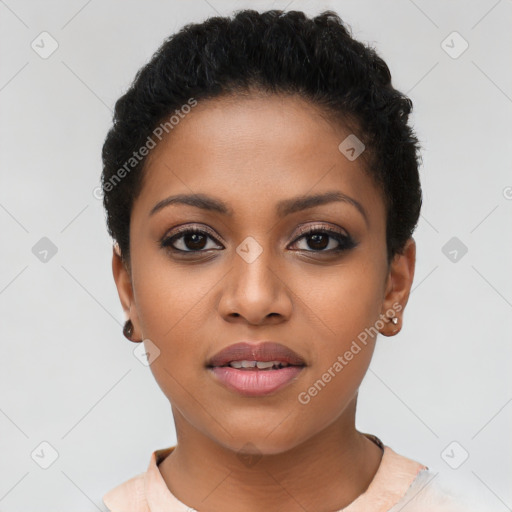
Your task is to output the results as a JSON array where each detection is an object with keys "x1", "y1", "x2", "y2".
[
  {"x1": 161, "y1": 228, "x2": 223, "y2": 253},
  {"x1": 303, "y1": 233, "x2": 331, "y2": 251},
  {"x1": 290, "y1": 227, "x2": 356, "y2": 253}
]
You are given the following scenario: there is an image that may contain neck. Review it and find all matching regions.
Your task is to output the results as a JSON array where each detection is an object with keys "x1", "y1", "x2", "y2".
[{"x1": 159, "y1": 401, "x2": 383, "y2": 512}]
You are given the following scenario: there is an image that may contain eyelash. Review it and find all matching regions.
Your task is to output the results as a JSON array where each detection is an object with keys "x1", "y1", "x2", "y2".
[{"x1": 160, "y1": 224, "x2": 356, "y2": 256}]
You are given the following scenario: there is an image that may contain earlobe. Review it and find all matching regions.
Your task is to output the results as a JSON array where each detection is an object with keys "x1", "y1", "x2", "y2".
[{"x1": 379, "y1": 238, "x2": 416, "y2": 337}]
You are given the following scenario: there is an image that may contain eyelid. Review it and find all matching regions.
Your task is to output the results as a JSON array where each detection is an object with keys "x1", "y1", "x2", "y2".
[
  {"x1": 165, "y1": 222, "x2": 348, "y2": 243},
  {"x1": 166, "y1": 223, "x2": 223, "y2": 243},
  {"x1": 293, "y1": 223, "x2": 349, "y2": 238}
]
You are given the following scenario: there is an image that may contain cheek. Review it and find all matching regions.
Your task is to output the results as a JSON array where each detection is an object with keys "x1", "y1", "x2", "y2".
[
  {"x1": 292, "y1": 347, "x2": 373, "y2": 444},
  {"x1": 129, "y1": 255, "x2": 206, "y2": 388},
  {"x1": 132, "y1": 245, "x2": 215, "y2": 342},
  {"x1": 293, "y1": 290, "x2": 382, "y2": 426},
  {"x1": 288, "y1": 256, "x2": 385, "y2": 407},
  {"x1": 291, "y1": 274, "x2": 381, "y2": 417},
  {"x1": 292, "y1": 259, "x2": 386, "y2": 352}
]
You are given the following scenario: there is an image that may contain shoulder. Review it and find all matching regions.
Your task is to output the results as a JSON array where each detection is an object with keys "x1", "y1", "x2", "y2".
[
  {"x1": 390, "y1": 469, "x2": 491, "y2": 512},
  {"x1": 102, "y1": 472, "x2": 149, "y2": 512},
  {"x1": 102, "y1": 446, "x2": 177, "y2": 512}
]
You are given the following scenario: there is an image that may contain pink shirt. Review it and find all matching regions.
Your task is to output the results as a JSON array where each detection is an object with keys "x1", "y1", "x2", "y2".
[{"x1": 103, "y1": 442, "x2": 472, "y2": 511}]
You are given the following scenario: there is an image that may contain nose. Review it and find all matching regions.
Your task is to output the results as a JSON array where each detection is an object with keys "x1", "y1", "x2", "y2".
[{"x1": 217, "y1": 243, "x2": 293, "y2": 326}]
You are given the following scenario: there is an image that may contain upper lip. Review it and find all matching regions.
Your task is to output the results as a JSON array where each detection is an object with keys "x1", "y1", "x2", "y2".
[{"x1": 206, "y1": 342, "x2": 306, "y2": 367}]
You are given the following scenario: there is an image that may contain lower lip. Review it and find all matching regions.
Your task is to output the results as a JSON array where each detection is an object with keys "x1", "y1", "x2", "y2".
[{"x1": 209, "y1": 366, "x2": 304, "y2": 397}]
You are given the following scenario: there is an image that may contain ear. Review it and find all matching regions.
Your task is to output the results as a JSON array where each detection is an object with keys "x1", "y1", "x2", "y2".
[
  {"x1": 379, "y1": 238, "x2": 416, "y2": 337},
  {"x1": 112, "y1": 243, "x2": 142, "y2": 340}
]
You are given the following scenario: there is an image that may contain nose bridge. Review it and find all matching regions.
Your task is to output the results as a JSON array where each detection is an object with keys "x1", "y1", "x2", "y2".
[
  {"x1": 219, "y1": 235, "x2": 291, "y2": 324},
  {"x1": 235, "y1": 237, "x2": 274, "y2": 291}
]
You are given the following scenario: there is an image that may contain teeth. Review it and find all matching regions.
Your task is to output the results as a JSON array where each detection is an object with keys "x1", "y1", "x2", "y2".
[
  {"x1": 228, "y1": 360, "x2": 287, "y2": 369},
  {"x1": 256, "y1": 361, "x2": 275, "y2": 369}
]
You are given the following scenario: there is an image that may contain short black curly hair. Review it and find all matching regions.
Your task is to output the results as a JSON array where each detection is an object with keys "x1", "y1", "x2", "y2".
[{"x1": 101, "y1": 9, "x2": 422, "y2": 266}]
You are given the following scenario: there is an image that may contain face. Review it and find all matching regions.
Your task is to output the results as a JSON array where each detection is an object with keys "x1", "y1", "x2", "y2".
[{"x1": 112, "y1": 93, "x2": 415, "y2": 455}]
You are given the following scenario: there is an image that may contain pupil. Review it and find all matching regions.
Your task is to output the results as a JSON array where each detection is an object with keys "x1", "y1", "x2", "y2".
[
  {"x1": 309, "y1": 234, "x2": 328, "y2": 250},
  {"x1": 186, "y1": 233, "x2": 206, "y2": 250}
]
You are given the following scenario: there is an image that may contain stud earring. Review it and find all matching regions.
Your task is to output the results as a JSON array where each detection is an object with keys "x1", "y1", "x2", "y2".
[
  {"x1": 123, "y1": 319, "x2": 142, "y2": 343},
  {"x1": 391, "y1": 317, "x2": 399, "y2": 325}
]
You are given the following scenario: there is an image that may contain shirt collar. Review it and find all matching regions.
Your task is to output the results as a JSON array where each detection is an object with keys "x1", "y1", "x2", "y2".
[{"x1": 144, "y1": 442, "x2": 427, "y2": 512}]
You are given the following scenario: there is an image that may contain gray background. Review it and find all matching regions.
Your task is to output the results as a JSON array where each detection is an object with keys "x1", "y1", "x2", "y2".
[{"x1": 1, "y1": 0, "x2": 511, "y2": 510}]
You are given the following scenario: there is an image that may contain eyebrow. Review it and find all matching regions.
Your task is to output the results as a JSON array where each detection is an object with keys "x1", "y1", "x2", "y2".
[{"x1": 149, "y1": 190, "x2": 368, "y2": 224}]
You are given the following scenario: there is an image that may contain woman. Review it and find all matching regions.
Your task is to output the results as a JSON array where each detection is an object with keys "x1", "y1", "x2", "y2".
[{"x1": 101, "y1": 8, "x2": 483, "y2": 511}]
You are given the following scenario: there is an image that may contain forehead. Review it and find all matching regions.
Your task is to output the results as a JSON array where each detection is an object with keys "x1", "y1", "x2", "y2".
[{"x1": 134, "y1": 93, "x2": 385, "y2": 223}]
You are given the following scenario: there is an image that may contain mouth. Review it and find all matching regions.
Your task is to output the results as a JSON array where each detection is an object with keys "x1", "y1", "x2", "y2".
[
  {"x1": 206, "y1": 341, "x2": 306, "y2": 368},
  {"x1": 219, "y1": 360, "x2": 298, "y2": 370},
  {"x1": 206, "y1": 341, "x2": 306, "y2": 397}
]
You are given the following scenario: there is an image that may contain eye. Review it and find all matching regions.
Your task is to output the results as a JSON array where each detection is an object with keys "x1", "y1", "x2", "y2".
[
  {"x1": 161, "y1": 227, "x2": 223, "y2": 253},
  {"x1": 289, "y1": 225, "x2": 356, "y2": 253},
  {"x1": 160, "y1": 224, "x2": 356, "y2": 255}
]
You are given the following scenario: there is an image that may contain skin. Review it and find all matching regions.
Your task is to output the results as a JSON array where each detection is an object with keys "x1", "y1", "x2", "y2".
[{"x1": 112, "y1": 92, "x2": 416, "y2": 512}]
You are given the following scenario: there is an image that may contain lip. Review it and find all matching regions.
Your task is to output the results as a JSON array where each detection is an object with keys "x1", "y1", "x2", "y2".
[
  {"x1": 206, "y1": 341, "x2": 306, "y2": 397},
  {"x1": 209, "y1": 366, "x2": 304, "y2": 397},
  {"x1": 206, "y1": 341, "x2": 306, "y2": 368}
]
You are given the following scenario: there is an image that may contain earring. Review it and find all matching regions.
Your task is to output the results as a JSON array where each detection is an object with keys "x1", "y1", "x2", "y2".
[
  {"x1": 391, "y1": 317, "x2": 399, "y2": 325},
  {"x1": 123, "y1": 319, "x2": 141, "y2": 343}
]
